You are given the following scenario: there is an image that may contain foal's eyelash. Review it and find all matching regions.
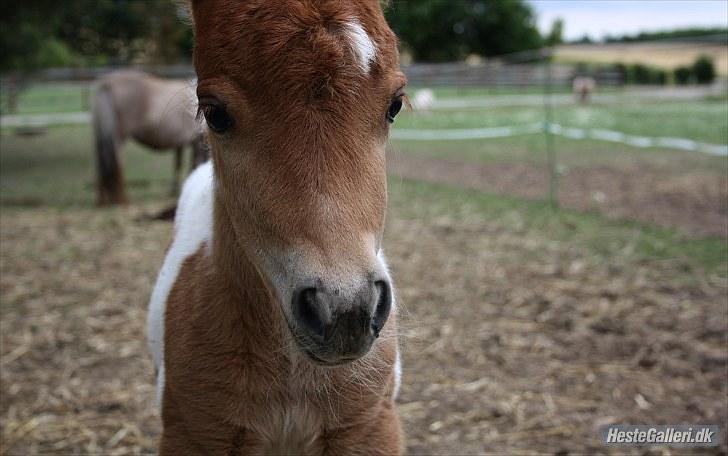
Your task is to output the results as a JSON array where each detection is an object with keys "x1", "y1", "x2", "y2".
[
  {"x1": 196, "y1": 97, "x2": 224, "y2": 120},
  {"x1": 400, "y1": 93, "x2": 412, "y2": 112},
  {"x1": 195, "y1": 101, "x2": 216, "y2": 121}
]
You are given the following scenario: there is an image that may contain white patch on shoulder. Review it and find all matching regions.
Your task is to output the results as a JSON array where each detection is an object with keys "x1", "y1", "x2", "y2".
[
  {"x1": 393, "y1": 348, "x2": 402, "y2": 399},
  {"x1": 147, "y1": 160, "x2": 214, "y2": 405},
  {"x1": 377, "y1": 249, "x2": 402, "y2": 399},
  {"x1": 344, "y1": 19, "x2": 377, "y2": 73}
]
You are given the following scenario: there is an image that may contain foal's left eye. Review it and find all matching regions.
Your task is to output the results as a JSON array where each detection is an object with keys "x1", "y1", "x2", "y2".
[
  {"x1": 386, "y1": 97, "x2": 403, "y2": 123},
  {"x1": 200, "y1": 101, "x2": 234, "y2": 134}
]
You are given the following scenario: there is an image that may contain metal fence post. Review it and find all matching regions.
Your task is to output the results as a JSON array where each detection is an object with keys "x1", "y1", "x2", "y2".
[
  {"x1": 543, "y1": 49, "x2": 558, "y2": 209},
  {"x1": 82, "y1": 84, "x2": 91, "y2": 112}
]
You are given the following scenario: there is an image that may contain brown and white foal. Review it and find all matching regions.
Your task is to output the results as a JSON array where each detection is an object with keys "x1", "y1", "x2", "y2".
[{"x1": 148, "y1": 0, "x2": 406, "y2": 453}]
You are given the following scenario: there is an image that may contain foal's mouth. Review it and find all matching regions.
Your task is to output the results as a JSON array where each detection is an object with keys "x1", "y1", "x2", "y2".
[
  {"x1": 288, "y1": 326, "x2": 373, "y2": 367},
  {"x1": 303, "y1": 349, "x2": 361, "y2": 367}
]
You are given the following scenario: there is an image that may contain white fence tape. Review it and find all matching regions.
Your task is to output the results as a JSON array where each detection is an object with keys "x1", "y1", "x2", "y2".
[
  {"x1": 391, "y1": 123, "x2": 542, "y2": 140},
  {"x1": 393, "y1": 122, "x2": 728, "y2": 156},
  {"x1": 2, "y1": 112, "x2": 726, "y2": 157},
  {"x1": 1, "y1": 112, "x2": 90, "y2": 128}
]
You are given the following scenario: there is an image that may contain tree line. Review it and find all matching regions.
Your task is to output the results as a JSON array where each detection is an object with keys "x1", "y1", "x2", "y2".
[
  {"x1": 603, "y1": 27, "x2": 728, "y2": 44},
  {"x1": 0, "y1": 0, "x2": 723, "y2": 77},
  {"x1": 2, "y1": 0, "x2": 549, "y2": 72},
  {"x1": 576, "y1": 56, "x2": 716, "y2": 86},
  {"x1": 1, "y1": 0, "x2": 192, "y2": 72}
]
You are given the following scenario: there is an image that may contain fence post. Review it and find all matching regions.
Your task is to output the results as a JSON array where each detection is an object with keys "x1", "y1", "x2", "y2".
[
  {"x1": 543, "y1": 49, "x2": 558, "y2": 209},
  {"x1": 5, "y1": 73, "x2": 19, "y2": 114},
  {"x1": 82, "y1": 84, "x2": 91, "y2": 112}
]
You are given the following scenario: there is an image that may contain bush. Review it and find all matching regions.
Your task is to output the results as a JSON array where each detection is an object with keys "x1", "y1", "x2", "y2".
[
  {"x1": 625, "y1": 63, "x2": 668, "y2": 85},
  {"x1": 385, "y1": 0, "x2": 543, "y2": 62},
  {"x1": 614, "y1": 63, "x2": 628, "y2": 83},
  {"x1": 630, "y1": 64, "x2": 652, "y2": 84},
  {"x1": 36, "y1": 39, "x2": 78, "y2": 68},
  {"x1": 674, "y1": 66, "x2": 692, "y2": 85},
  {"x1": 573, "y1": 62, "x2": 590, "y2": 76},
  {"x1": 692, "y1": 55, "x2": 715, "y2": 84}
]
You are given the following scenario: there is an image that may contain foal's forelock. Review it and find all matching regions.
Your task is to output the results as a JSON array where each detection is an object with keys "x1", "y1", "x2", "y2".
[{"x1": 192, "y1": 0, "x2": 400, "y2": 100}]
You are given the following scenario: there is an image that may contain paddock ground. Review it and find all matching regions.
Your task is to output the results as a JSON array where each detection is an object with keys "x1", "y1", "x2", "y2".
[{"x1": 1, "y1": 118, "x2": 727, "y2": 454}]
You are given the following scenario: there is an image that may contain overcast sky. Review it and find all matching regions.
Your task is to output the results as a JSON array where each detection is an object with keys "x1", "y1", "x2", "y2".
[{"x1": 529, "y1": 0, "x2": 728, "y2": 41}]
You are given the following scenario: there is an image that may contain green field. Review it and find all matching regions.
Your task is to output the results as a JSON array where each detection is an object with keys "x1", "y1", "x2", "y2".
[
  {"x1": 4, "y1": 83, "x2": 727, "y2": 145},
  {"x1": 1, "y1": 123, "x2": 724, "y2": 274},
  {"x1": 5, "y1": 83, "x2": 725, "y2": 160},
  {"x1": 0, "y1": 83, "x2": 576, "y2": 115},
  {"x1": 395, "y1": 99, "x2": 728, "y2": 144},
  {"x1": 0, "y1": 83, "x2": 568, "y2": 115},
  {"x1": 0, "y1": 125, "x2": 174, "y2": 207},
  {"x1": 1, "y1": 85, "x2": 726, "y2": 272},
  {"x1": 1, "y1": 82, "x2": 92, "y2": 115},
  {"x1": 389, "y1": 134, "x2": 727, "y2": 173}
]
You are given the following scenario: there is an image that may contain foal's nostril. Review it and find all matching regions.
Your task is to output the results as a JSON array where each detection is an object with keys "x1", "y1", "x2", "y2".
[
  {"x1": 371, "y1": 280, "x2": 392, "y2": 338},
  {"x1": 292, "y1": 287, "x2": 329, "y2": 341},
  {"x1": 290, "y1": 280, "x2": 392, "y2": 363}
]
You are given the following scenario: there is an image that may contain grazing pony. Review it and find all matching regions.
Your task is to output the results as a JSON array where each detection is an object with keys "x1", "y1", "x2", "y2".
[
  {"x1": 147, "y1": 0, "x2": 406, "y2": 454},
  {"x1": 572, "y1": 75, "x2": 596, "y2": 104},
  {"x1": 93, "y1": 70, "x2": 207, "y2": 205}
]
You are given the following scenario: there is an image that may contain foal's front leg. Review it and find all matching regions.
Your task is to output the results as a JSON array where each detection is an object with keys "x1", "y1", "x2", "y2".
[
  {"x1": 323, "y1": 401, "x2": 403, "y2": 456},
  {"x1": 159, "y1": 389, "x2": 244, "y2": 456}
]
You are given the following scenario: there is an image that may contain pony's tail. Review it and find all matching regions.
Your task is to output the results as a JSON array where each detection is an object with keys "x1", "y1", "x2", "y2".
[{"x1": 93, "y1": 86, "x2": 127, "y2": 205}]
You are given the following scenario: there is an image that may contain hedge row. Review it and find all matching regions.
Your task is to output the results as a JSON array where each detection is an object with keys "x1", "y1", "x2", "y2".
[{"x1": 574, "y1": 55, "x2": 716, "y2": 85}]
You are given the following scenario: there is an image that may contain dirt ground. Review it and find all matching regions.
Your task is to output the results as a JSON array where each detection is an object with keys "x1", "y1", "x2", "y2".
[
  {"x1": 388, "y1": 154, "x2": 727, "y2": 238},
  {"x1": 1, "y1": 182, "x2": 726, "y2": 455}
]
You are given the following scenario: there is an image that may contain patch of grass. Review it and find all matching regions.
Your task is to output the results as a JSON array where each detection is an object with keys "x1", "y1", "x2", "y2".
[
  {"x1": 406, "y1": 85, "x2": 573, "y2": 98},
  {"x1": 1, "y1": 83, "x2": 91, "y2": 115},
  {"x1": 406, "y1": 85, "x2": 623, "y2": 98},
  {"x1": 389, "y1": 134, "x2": 727, "y2": 173},
  {"x1": 389, "y1": 178, "x2": 727, "y2": 275},
  {"x1": 389, "y1": 134, "x2": 544, "y2": 165},
  {"x1": 396, "y1": 105, "x2": 539, "y2": 130},
  {"x1": 0, "y1": 124, "x2": 178, "y2": 207},
  {"x1": 2, "y1": 124, "x2": 723, "y2": 274},
  {"x1": 395, "y1": 99, "x2": 728, "y2": 144},
  {"x1": 555, "y1": 100, "x2": 728, "y2": 145}
]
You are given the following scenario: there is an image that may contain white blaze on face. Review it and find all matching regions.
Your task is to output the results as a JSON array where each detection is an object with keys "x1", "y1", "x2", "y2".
[{"x1": 344, "y1": 19, "x2": 377, "y2": 73}]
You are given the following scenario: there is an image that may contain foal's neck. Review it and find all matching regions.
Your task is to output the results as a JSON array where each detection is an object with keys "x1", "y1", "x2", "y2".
[{"x1": 209, "y1": 192, "x2": 281, "y2": 335}]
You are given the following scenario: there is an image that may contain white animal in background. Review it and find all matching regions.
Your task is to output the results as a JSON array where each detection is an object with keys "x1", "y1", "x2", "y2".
[
  {"x1": 572, "y1": 76, "x2": 596, "y2": 104},
  {"x1": 411, "y1": 88, "x2": 435, "y2": 111}
]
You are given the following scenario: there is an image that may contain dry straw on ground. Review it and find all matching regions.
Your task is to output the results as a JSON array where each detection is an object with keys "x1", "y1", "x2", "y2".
[{"x1": 1, "y1": 197, "x2": 726, "y2": 454}]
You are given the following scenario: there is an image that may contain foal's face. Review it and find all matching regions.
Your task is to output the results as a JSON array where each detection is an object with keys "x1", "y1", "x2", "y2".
[{"x1": 192, "y1": 0, "x2": 405, "y2": 365}]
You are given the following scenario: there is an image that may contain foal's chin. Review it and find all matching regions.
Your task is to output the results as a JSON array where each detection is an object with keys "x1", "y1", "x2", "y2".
[
  {"x1": 302, "y1": 344, "x2": 376, "y2": 368},
  {"x1": 290, "y1": 328, "x2": 377, "y2": 368}
]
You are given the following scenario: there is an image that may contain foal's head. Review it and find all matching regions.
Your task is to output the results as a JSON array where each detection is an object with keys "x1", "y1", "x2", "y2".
[{"x1": 191, "y1": 0, "x2": 405, "y2": 365}]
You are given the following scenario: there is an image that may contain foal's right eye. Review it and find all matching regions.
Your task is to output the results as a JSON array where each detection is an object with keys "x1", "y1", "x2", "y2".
[
  {"x1": 200, "y1": 102, "x2": 234, "y2": 134},
  {"x1": 386, "y1": 98, "x2": 403, "y2": 124}
]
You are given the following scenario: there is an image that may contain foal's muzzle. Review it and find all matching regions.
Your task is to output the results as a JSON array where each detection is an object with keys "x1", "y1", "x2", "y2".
[{"x1": 291, "y1": 279, "x2": 392, "y2": 365}]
